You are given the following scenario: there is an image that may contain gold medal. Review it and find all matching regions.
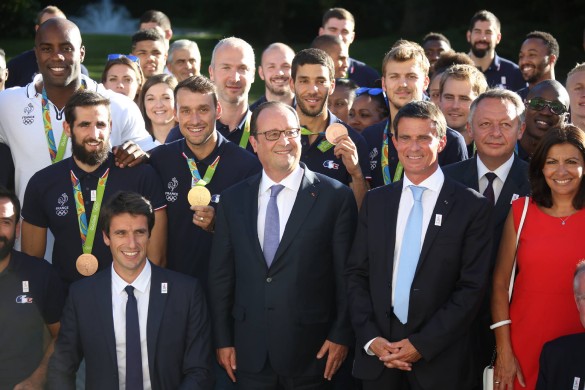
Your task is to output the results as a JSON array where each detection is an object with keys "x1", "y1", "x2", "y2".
[
  {"x1": 76, "y1": 254, "x2": 98, "y2": 276},
  {"x1": 188, "y1": 186, "x2": 212, "y2": 206},
  {"x1": 325, "y1": 123, "x2": 348, "y2": 145}
]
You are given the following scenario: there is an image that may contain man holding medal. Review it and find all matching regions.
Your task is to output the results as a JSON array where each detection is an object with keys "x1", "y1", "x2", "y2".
[
  {"x1": 361, "y1": 40, "x2": 468, "y2": 189},
  {"x1": 20, "y1": 90, "x2": 166, "y2": 288},
  {"x1": 149, "y1": 75, "x2": 260, "y2": 285},
  {"x1": 291, "y1": 48, "x2": 370, "y2": 208}
]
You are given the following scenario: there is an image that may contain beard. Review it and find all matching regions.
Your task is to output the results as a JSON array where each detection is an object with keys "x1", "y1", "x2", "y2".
[
  {"x1": 266, "y1": 77, "x2": 291, "y2": 97},
  {"x1": 297, "y1": 95, "x2": 327, "y2": 118},
  {"x1": 470, "y1": 42, "x2": 491, "y2": 58},
  {"x1": 0, "y1": 234, "x2": 15, "y2": 261},
  {"x1": 71, "y1": 132, "x2": 109, "y2": 166}
]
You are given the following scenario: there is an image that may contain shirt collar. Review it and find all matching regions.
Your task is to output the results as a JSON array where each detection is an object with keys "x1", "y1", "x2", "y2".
[
  {"x1": 476, "y1": 153, "x2": 515, "y2": 183},
  {"x1": 28, "y1": 74, "x2": 99, "y2": 99},
  {"x1": 487, "y1": 53, "x2": 502, "y2": 72},
  {"x1": 402, "y1": 167, "x2": 444, "y2": 193},
  {"x1": 259, "y1": 165, "x2": 304, "y2": 195},
  {"x1": 111, "y1": 260, "x2": 151, "y2": 296},
  {"x1": 68, "y1": 153, "x2": 114, "y2": 179},
  {"x1": 217, "y1": 110, "x2": 251, "y2": 132},
  {"x1": 181, "y1": 131, "x2": 227, "y2": 164}
]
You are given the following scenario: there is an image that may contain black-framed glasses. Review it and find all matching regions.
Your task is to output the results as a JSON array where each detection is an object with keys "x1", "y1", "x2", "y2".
[
  {"x1": 107, "y1": 54, "x2": 140, "y2": 64},
  {"x1": 526, "y1": 97, "x2": 567, "y2": 115},
  {"x1": 256, "y1": 128, "x2": 300, "y2": 141},
  {"x1": 356, "y1": 87, "x2": 384, "y2": 97}
]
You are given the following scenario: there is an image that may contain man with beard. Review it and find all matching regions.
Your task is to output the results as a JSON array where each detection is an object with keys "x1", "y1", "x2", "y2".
[
  {"x1": 0, "y1": 187, "x2": 65, "y2": 389},
  {"x1": 291, "y1": 48, "x2": 370, "y2": 208},
  {"x1": 20, "y1": 90, "x2": 166, "y2": 289},
  {"x1": 250, "y1": 43, "x2": 295, "y2": 111},
  {"x1": 517, "y1": 31, "x2": 559, "y2": 100},
  {"x1": 361, "y1": 40, "x2": 468, "y2": 189},
  {"x1": 466, "y1": 10, "x2": 525, "y2": 91},
  {"x1": 518, "y1": 79, "x2": 569, "y2": 160}
]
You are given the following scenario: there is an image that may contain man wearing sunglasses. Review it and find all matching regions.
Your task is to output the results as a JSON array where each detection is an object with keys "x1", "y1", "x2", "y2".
[{"x1": 519, "y1": 79, "x2": 570, "y2": 160}]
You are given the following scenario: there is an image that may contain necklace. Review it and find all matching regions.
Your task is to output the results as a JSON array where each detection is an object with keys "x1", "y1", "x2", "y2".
[{"x1": 559, "y1": 215, "x2": 572, "y2": 226}]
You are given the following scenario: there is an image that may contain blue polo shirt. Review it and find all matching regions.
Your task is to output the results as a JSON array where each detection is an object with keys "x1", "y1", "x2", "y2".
[
  {"x1": 165, "y1": 112, "x2": 256, "y2": 154},
  {"x1": 0, "y1": 250, "x2": 65, "y2": 389},
  {"x1": 22, "y1": 153, "x2": 166, "y2": 285},
  {"x1": 300, "y1": 111, "x2": 371, "y2": 186},
  {"x1": 483, "y1": 53, "x2": 526, "y2": 92},
  {"x1": 362, "y1": 119, "x2": 469, "y2": 188},
  {"x1": 348, "y1": 57, "x2": 380, "y2": 88},
  {"x1": 149, "y1": 132, "x2": 261, "y2": 287}
]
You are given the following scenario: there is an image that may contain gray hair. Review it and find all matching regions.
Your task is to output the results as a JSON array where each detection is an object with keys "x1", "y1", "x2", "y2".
[
  {"x1": 468, "y1": 88, "x2": 525, "y2": 129},
  {"x1": 168, "y1": 39, "x2": 201, "y2": 65}
]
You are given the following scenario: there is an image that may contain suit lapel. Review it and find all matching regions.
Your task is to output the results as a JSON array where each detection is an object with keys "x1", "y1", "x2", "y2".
[
  {"x1": 417, "y1": 178, "x2": 455, "y2": 272},
  {"x1": 463, "y1": 157, "x2": 480, "y2": 191},
  {"x1": 386, "y1": 183, "x2": 402, "y2": 282},
  {"x1": 146, "y1": 264, "x2": 168, "y2": 376},
  {"x1": 243, "y1": 174, "x2": 265, "y2": 264},
  {"x1": 494, "y1": 157, "x2": 529, "y2": 223},
  {"x1": 271, "y1": 168, "x2": 319, "y2": 268},
  {"x1": 94, "y1": 268, "x2": 118, "y2": 369}
]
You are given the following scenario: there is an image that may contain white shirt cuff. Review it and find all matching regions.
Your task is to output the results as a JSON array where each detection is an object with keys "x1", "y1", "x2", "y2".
[{"x1": 364, "y1": 337, "x2": 378, "y2": 356}]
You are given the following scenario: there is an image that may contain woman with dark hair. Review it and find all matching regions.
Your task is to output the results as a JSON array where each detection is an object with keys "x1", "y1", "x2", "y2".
[
  {"x1": 101, "y1": 56, "x2": 144, "y2": 104},
  {"x1": 491, "y1": 124, "x2": 585, "y2": 389},
  {"x1": 139, "y1": 74, "x2": 177, "y2": 144}
]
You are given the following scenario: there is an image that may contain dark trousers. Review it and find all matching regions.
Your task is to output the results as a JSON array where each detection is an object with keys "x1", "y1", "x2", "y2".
[{"x1": 237, "y1": 358, "x2": 332, "y2": 390}]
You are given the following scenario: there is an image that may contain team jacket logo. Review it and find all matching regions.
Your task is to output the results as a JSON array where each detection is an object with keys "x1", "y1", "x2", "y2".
[
  {"x1": 55, "y1": 193, "x2": 69, "y2": 216},
  {"x1": 166, "y1": 177, "x2": 179, "y2": 202},
  {"x1": 22, "y1": 103, "x2": 35, "y2": 125},
  {"x1": 16, "y1": 295, "x2": 34, "y2": 304},
  {"x1": 323, "y1": 160, "x2": 339, "y2": 170},
  {"x1": 369, "y1": 147, "x2": 379, "y2": 171}
]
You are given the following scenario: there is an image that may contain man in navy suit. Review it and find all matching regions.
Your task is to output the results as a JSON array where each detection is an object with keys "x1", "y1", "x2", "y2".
[
  {"x1": 209, "y1": 101, "x2": 357, "y2": 389},
  {"x1": 443, "y1": 89, "x2": 530, "y2": 388},
  {"x1": 347, "y1": 101, "x2": 492, "y2": 389},
  {"x1": 47, "y1": 191, "x2": 214, "y2": 389},
  {"x1": 537, "y1": 262, "x2": 585, "y2": 390}
]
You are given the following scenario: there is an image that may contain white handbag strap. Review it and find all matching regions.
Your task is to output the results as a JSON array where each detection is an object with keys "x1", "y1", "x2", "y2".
[{"x1": 508, "y1": 197, "x2": 529, "y2": 301}]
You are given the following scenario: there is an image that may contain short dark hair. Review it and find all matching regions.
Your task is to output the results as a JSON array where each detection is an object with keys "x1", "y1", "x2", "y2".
[
  {"x1": 432, "y1": 51, "x2": 475, "y2": 76},
  {"x1": 0, "y1": 186, "x2": 20, "y2": 222},
  {"x1": 140, "y1": 74, "x2": 178, "y2": 133},
  {"x1": 64, "y1": 90, "x2": 111, "y2": 128},
  {"x1": 101, "y1": 57, "x2": 144, "y2": 103},
  {"x1": 139, "y1": 10, "x2": 171, "y2": 30},
  {"x1": 36, "y1": 5, "x2": 65, "y2": 25},
  {"x1": 530, "y1": 124, "x2": 585, "y2": 209},
  {"x1": 525, "y1": 31, "x2": 560, "y2": 58},
  {"x1": 393, "y1": 100, "x2": 446, "y2": 138},
  {"x1": 422, "y1": 32, "x2": 451, "y2": 47},
  {"x1": 322, "y1": 8, "x2": 354, "y2": 26},
  {"x1": 101, "y1": 191, "x2": 154, "y2": 237},
  {"x1": 291, "y1": 48, "x2": 334, "y2": 82},
  {"x1": 250, "y1": 101, "x2": 299, "y2": 137},
  {"x1": 131, "y1": 28, "x2": 165, "y2": 50},
  {"x1": 311, "y1": 34, "x2": 344, "y2": 52},
  {"x1": 468, "y1": 10, "x2": 501, "y2": 32},
  {"x1": 174, "y1": 75, "x2": 217, "y2": 109}
]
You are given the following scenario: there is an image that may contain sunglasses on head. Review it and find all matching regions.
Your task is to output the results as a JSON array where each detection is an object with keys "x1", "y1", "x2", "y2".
[
  {"x1": 355, "y1": 87, "x2": 384, "y2": 97},
  {"x1": 107, "y1": 54, "x2": 140, "y2": 64},
  {"x1": 526, "y1": 97, "x2": 567, "y2": 115}
]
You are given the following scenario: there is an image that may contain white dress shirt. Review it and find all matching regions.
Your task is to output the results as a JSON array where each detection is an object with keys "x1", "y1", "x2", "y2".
[
  {"x1": 257, "y1": 166, "x2": 304, "y2": 248},
  {"x1": 112, "y1": 261, "x2": 152, "y2": 390},
  {"x1": 477, "y1": 154, "x2": 514, "y2": 204}
]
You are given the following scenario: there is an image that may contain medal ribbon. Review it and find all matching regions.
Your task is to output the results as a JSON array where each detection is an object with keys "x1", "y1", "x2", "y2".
[
  {"x1": 382, "y1": 121, "x2": 403, "y2": 184},
  {"x1": 238, "y1": 112, "x2": 251, "y2": 149},
  {"x1": 71, "y1": 168, "x2": 110, "y2": 254},
  {"x1": 183, "y1": 153, "x2": 221, "y2": 187},
  {"x1": 300, "y1": 127, "x2": 334, "y2": 153},
  {"x1": 41, "y1": 81, "x2": 86, "y2": 164}
]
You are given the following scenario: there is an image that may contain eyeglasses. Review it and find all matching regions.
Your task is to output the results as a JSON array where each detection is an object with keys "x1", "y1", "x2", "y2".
[
  {"x1": 107, "y1": 54, "x2": 140, "y2": 64},
  {"x1": 255, "y1": 128, "x2": 300, "y2": 141},
  {"x1": 356, "y1": 87, "x2": 384, "y2": 97},
  {"x1": 526, "y1": 97, "x2": 567, "y2": 115}
]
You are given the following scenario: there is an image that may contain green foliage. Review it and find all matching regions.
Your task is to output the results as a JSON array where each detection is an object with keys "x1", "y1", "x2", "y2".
[{"x1": 0, "y1": 0, "x2": 40, "y2": 38}]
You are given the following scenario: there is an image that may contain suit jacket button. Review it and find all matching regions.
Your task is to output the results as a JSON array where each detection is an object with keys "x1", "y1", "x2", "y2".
[{"x1": 266, "y1": 277, "x2": 272, "y2": 283}]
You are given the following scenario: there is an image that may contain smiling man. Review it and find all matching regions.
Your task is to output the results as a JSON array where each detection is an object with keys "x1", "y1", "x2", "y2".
[
  {"x1": 20, "y1": 90, "x2": 167, "y2": 288},
  {"x1": 517, "y1": 31, "x2": 559, "y2": 100},
  {"x1": 250, "y1": 43, "x2": 295, "y2": 111}
]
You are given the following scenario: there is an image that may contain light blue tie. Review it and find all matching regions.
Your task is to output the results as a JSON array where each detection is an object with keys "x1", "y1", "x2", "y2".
[
  {"x1": 263, "y1": 184, "x2": 285, "y2": 267},
  {"x1": 394, "y1": 185, "x2": 426, "y2": 324}
]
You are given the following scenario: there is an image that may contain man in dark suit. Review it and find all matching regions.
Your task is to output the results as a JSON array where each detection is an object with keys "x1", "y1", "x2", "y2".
[
  {"x1": 537, "y1": 261, "x2": 585, "y2": 390},
  {"x1": 346, "y1": 101, "x2": 492, "y2": 389},
  {"x1": 47, "y1": 191, "x2": 214, "y2": 390},
  {"x1": 209, "y1": 101, "x2": 357, "y2": 389},
  {"x1": 443, "y1": 89, "x2": 530, "y2": 388}
]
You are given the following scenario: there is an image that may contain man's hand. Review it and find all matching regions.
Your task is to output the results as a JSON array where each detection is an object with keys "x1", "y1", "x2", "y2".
[
  {"x1": 316, "y1": 340, "x2": 348, "y2": 380},
  {"x1": 379, "y1": 338, "x2": 422, "y2": 371},
  {"x1": 368, "y1": 336, "x2": 399, "y2": 358},
  {"x1": 13, "y1": 371, "x2": 44, "y2": 389},
  {"x1": 216, "y1": 347, "x2": 237, "y2": 382},
  {"x1": 333, "y1": 135, "x2": 360, "y2": 176},
  {"x1": 191, "y1": 205, "x2": 215, "y2": 232},
  {"x1": 113, "y1": 141, "x2": 148, "y2": 168}
]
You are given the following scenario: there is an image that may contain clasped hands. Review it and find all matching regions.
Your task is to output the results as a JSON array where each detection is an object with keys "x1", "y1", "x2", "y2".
[{"x1": 369, "y1": 337, "x2": 421, "y2": 371}]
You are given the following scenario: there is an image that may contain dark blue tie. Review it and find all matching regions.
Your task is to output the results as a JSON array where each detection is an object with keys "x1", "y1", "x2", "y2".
[
  {"x1": 125, "y1": 285, "x2": 143, "y2": 390},
  {"x1": 483, "y1": 172, "x2": 497, "y2": 206}
]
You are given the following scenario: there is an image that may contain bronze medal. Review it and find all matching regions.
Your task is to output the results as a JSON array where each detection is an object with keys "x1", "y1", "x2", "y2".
[
  {"x1": 76, "y1": 253, "x2": 98, "y2": 276},
  {"x1": 188, "y1": 186, "x2": 212, "y2": 206},
  {"x1": 325, "y1": 123, "x2": 348, "y2": 145}
]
